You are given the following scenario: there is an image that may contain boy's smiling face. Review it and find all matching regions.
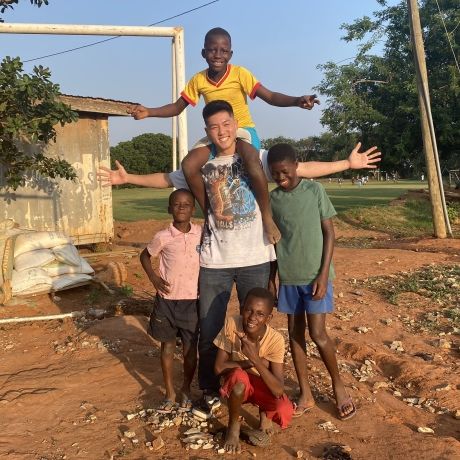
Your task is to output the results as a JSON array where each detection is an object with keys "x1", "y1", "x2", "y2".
[
  {"x1": 202, "y1": 34, "x2": 233, "y2": 74},
  {"x1": 241, "y1": 295, "x2": 273, "y2": 337},
  {"x1": 269, "y1": 159, "x2": 300, "y2": 191}
]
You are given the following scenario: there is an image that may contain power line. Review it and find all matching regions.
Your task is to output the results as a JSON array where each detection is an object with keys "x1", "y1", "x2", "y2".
[
  {"x1": 434, "y1": 0, "x2": 460, "y2": 75},
  {"x1": 22, "y1": 0, "x2": 220, "y2": 63}
]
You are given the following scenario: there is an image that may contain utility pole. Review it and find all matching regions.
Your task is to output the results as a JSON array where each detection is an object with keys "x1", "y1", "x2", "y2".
[{"x1": 407, "y1": 0, "x2": 448, "y2": 238}]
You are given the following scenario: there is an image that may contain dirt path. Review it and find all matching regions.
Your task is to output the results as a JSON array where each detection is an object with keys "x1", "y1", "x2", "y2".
[{"x1": 0, "y1": 221, "x2": 459, "y2": 460}]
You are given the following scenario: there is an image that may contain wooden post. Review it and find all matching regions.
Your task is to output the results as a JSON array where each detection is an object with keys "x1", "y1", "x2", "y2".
[{"x1": 407, "y1": 0, "x2": 446, "y2": 238}]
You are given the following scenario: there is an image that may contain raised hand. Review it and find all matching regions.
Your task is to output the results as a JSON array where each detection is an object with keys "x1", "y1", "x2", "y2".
[
  {"x1": 298, "y1": 94, "x2": 320, "y2": 110},
  {"x1": 348, "y1": 143, "x2": 381, "y2": 169},
  {"x1": 97, "y1": 160, "x2": 128, "y2": 186},
  {"x1": 127, "y1": 104, "x2": 150, "y2": 120}
]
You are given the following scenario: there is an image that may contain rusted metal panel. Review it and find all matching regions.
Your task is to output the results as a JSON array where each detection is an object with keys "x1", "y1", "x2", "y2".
[
  {"x1": 59, "y1": 95, "x2": 137, "y2": 116},
  {"x1": 0, "y1": 114, "x2": 114, "y2": 245}
]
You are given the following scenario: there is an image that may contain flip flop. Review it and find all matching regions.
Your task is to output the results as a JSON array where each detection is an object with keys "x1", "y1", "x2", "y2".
[
  {"x1": 178, "y1": 398, "x2": 192, "y2": 412},
  {"x1": 292, "y1": 401, "x2": 314, "y2": 418},
  {"x1": 336, "y1": 396, "x2": 356, "y2": 421},
  {"x1": 240, "y1": 427, "x2": 271, "y2": 447},
  {"x1": 156, "y1": 399, "x2": 176, "y2": 414}
]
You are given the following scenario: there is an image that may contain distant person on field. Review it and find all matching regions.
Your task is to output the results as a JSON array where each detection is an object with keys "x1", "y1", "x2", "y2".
[
  {"x1": 140, "y1": 188, "x2": 201, "y2": 413},
  {"x1": 267, "y1": 143, "x2": 356, "y2": 421},
  {"x1": 129, "y1": 26, "x2": 320, "y2": 245},
  {"x1": 214, "y1": 287, "x2": 293, "y2": 453}
]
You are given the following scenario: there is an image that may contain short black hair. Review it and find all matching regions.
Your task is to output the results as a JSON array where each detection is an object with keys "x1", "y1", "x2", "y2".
[
  {"x1": 204, "y1": 27, "x2": 232, "y2": 46},
  {"x1": 244, "y1": 287, "x2": 275, "y2": 312},
  {"x1": 202, "y1": 100, "x2": 234, "y2": 123},
  {"x1": 168, "y1": 188, "x2": 194, "y2": 206},
  {"x1": 267, "y1": 143, "x2": 297, "y2": 165}
]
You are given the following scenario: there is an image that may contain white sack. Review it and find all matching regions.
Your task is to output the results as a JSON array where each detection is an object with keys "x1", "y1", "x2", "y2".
[
  {"x1": 14, "y1": 249, "x2": 55, "y2": 272},
  {"x1": 14, "y1": 232, "x2": 70, "y2": 258},
  {"x1": 52, "y1": 244, "x2": 81, "y2": 266},
  {"x1": 51, "y1": 274, "x2": 92, "y2": 291},
  {"x1": 12, "y1": 268, "x2": 52, "y2": 294},
  {"x1": 44, "y1": 259, "x2": 94, "y2": 277}
]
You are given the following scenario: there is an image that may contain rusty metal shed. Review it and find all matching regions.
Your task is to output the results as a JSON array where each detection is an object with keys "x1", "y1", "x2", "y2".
[{"x1": 0, "y1": 95, "x2": 134, "y2": 245}]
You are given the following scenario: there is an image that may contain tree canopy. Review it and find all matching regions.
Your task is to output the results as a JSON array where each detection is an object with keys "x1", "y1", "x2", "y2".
[
  {"x1": 0, "y1": 0, "x2": 48, "y2": 22},
  {"x1": 110, "y1": 133, "x2": 173, "y2": 185},
  {"x1": 315, "y1": 0, "x2": 459, "y2": 176},
  {"x1": 0, "y1": 57, "x2": 78, "y2": 190}
]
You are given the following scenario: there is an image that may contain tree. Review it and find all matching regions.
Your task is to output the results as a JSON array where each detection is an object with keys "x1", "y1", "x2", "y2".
[
  {"x1": 315, "y1": 0, "x2": 459, "y2": 176},
  {"x1": 0, "y1": 57, "x2": 78, "y2": 190},
  {"x1": 262, "y1": 133, "x2": 350, "y2": 164},
  {"x1": 0, "y1": 0, "x2": 48, "y2": 22},
  {"x1": 110, "y1": 133, "x2": 173, "y2": 186}
]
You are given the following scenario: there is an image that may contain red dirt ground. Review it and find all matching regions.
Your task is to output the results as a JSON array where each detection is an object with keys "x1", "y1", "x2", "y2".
[{"x1": 0, "y1": 219, "x2": 459, "y2": 460}]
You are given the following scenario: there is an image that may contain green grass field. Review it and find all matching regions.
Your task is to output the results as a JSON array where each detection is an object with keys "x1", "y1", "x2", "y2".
[{"x1": 112, "y1": 180, "x2": 427, "y2": 221}]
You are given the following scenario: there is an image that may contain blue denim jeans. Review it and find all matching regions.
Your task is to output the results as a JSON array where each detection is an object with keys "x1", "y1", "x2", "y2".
[{"x1": 198, "y1": 262, "x2": 271, "y2": 392}]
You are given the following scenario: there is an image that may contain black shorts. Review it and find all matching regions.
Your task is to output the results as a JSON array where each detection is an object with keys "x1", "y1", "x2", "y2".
[{"x1": 148, "y1": 296, "x2": 198, "y2": 346}]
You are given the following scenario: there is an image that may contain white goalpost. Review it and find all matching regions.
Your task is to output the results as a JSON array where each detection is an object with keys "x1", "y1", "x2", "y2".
[{"x1": 0, "y1": 22, "x2": 188, "y2": 169}]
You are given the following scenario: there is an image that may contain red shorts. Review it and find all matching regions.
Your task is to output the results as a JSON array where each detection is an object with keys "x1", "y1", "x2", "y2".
[{"x1": 220, "y1": 368, "x2": 294, "y2": 429}]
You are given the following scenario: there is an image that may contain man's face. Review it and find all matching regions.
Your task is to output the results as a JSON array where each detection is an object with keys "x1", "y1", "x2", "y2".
[
  {"x1": 241, "y1": 295, "x2": 272, "y2": 336},
  {"x1": 204, "y1": 110, "x2": 238, "y2": 154}
]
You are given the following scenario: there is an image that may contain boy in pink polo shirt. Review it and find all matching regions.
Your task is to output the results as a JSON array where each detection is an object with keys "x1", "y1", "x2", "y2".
[{"x1": 140, "y1": 188, "x2": 201, "y2": 412}]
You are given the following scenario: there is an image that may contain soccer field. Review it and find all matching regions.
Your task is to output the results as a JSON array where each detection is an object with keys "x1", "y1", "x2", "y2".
[{"x1": 112, "y1": 180, "x2": 428, "y2": 222}]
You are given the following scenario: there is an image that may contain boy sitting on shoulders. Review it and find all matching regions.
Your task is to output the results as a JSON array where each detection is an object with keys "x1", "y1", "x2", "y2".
[{"x1": 214, "y1": 287, "x2": 293, "y2": 454}]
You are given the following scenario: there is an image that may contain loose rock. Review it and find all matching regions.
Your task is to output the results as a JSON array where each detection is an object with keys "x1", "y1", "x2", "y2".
[{"x1": 417, "y1": 426, "x2": 434, "y2": 434}]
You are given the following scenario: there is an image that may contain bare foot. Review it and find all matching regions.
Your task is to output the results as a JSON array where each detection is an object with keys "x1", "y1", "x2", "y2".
[
  {"x1": 259, "y1": 411, "x2": 275, "y2": 436},
  {"x1": 263, "y1": 215, "x2": 281, "y2": 244},
  {"x1": 224, "y1": 421, "x2": 241, "y2": 454}
]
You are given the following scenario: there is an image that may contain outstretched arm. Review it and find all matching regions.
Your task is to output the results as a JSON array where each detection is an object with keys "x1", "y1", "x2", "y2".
[
  {"x1": 97, "y1": 160, "x2": 172, "y2": 188},
  {"x1": 297, "y1": 143, "x2": 381, "y2": 179},
  {"x1": 256, "y1": 85, "x2": 319, "y2": 109},
  {"x1": 128, "y1": 97, "x2": 188, "y2": 120}
]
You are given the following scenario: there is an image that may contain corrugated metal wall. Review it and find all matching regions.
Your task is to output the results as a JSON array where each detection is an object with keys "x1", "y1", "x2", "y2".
[{"x1": 0, "y1": 114, "x2": 114, "y2": 245}]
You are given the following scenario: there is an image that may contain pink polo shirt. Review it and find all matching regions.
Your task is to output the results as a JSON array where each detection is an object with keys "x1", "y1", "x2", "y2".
[{"x1": 146, "y1": 223, "x2": 201, "y2": 300}]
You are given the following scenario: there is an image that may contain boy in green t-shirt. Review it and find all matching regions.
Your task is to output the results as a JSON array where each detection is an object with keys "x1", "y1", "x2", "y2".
[{"x1": 267, "y1": 143, "x2": 356, "y2": 421}]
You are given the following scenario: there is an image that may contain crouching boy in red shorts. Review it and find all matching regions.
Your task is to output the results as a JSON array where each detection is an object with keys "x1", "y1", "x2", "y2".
[{"x1": 214, "y1": 287, "x2": 293, "y2": 453}]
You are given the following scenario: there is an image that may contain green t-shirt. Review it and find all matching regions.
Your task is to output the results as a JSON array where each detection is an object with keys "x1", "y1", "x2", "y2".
[{"x1": 270, "y1": 179, "x2": 336, "y2": 285}]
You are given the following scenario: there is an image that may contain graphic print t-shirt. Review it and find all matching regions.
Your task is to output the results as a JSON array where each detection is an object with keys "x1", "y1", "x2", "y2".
[{"x1": 199, "y1": 153, "x2": 275, "y2": 268}]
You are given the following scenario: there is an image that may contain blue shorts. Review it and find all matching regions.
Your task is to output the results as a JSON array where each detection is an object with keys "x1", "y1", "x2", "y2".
[
  {"x1": 242, "y1": 127, "x2": 261, "y2": 150},
  {"x1": 277, "y1": 282, "x2": 334, "y2": 315}
]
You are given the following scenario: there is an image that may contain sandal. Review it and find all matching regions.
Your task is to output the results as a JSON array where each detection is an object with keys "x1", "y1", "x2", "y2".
[
  {"x1": 156, "y1": 399, "x2": 176, "y2": 414},
  {"x1": 292, "y1": 401, "x2": 314, "y2": 418},
  {"x1": 336, "y1": 396, "x2": 356, "y2": 421},
  {"x1": 178, "y1": 398, "x2": 193, "y2": 412},
  {"x1": 240, "y1": 427, "x2": 271, "y2": 447}
]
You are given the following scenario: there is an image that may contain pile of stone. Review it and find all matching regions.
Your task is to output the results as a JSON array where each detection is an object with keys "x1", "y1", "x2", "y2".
[{"x1": 124, "y1": 405, "x2": 226, "y2": 453}]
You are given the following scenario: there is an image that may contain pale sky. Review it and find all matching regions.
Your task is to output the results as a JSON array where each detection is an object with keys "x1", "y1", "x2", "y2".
[{"x1": 1, "y1": 0, "x2": 399, "y2": 146}]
